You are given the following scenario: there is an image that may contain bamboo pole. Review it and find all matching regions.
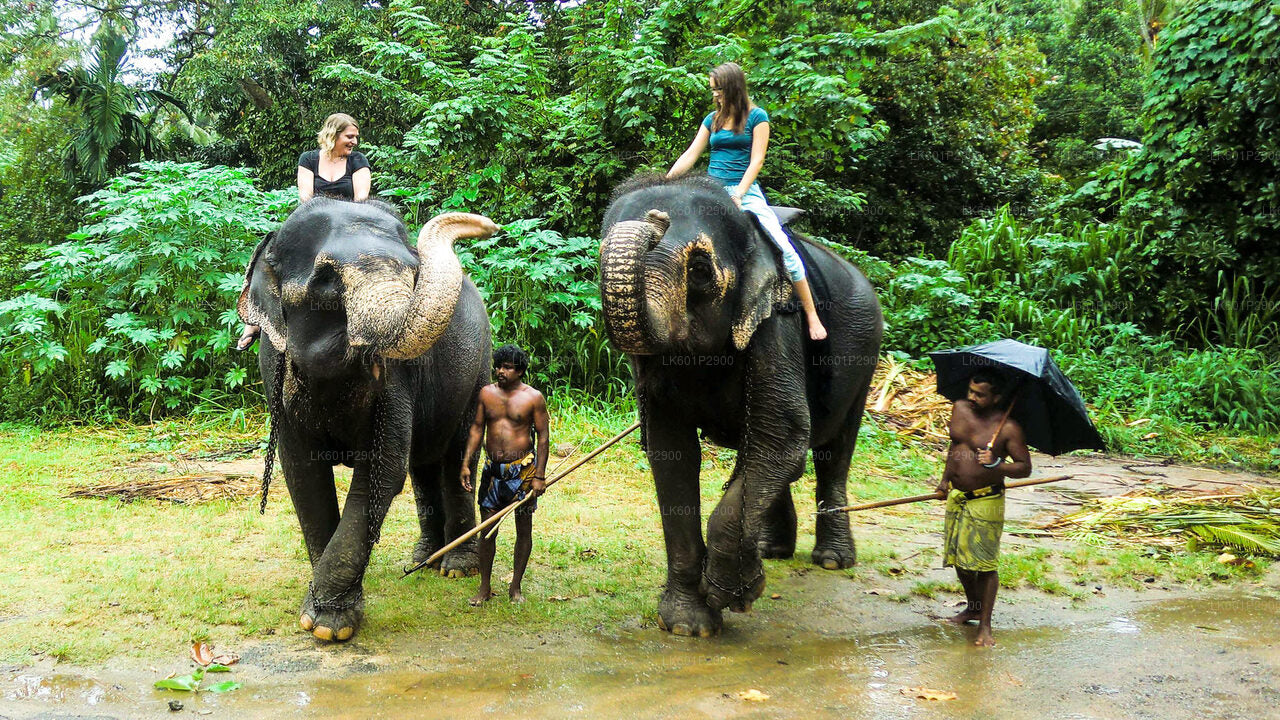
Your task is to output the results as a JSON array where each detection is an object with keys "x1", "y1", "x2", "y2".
[
  {"x1": 482, "y1": 435, "x2": 587, "y2": 540},
  {"x1": 401, "y1": 421, "x2": 641, "y2": 577},
  {"x1": 820, "y1": 474, "x2": 1075, "y2": 514}
]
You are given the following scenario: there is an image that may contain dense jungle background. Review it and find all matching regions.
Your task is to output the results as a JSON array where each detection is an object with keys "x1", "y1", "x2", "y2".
[{"x1": 1, "y1": 0, "x2": 1278, "y2": 463}]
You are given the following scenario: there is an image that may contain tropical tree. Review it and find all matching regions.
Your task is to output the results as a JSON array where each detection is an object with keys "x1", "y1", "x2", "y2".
[{"x1": 35, "y1": 31, "x2": 192, "y2": 187}]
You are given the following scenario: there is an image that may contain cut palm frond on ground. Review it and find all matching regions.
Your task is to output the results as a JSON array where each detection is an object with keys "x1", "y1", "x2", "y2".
[
  {"x1": 1047, "y1": 488, "x2": 1280, "y2": 557},
  {"x1": 67, "y1": 473, "x2": 259, "y2": 504}
]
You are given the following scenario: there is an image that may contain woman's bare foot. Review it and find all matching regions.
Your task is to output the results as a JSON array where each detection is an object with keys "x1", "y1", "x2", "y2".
[
  {"x1": 974, "y1": 626, "x2": 995, "y2": 647},
  {"x1": 468, "y1": 590, "x2": 496, "y2": 607},
  {"x1": 235, "y1": 325, "x2": 260, "y2": 351},
  {"x1": 807, "y1": 314, "x2": 828, "y2": 341}
]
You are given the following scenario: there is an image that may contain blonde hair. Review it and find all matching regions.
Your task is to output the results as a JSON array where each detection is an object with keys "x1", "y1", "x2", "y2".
[{"x1": 316, "y1": 113, "x2": 358, "y2": 157}]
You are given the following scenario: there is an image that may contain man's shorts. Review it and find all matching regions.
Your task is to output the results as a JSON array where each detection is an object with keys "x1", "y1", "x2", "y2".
[
  {"x1": 478, "y1": 451, "x2": 538, "y2": 514},
  {"x1": 943, "y1": 487, "x2": 1005, "y2": 572}
]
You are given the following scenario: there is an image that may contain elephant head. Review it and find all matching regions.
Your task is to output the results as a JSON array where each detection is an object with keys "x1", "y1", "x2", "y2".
[
  {"x1": 239, "y1": 199, "x2": 497, "y2": 376},
  {"x1": 599, "y1": 175, "x2": 788, "y2": 356}
]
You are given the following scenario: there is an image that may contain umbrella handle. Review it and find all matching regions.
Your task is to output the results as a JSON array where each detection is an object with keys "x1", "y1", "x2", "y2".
[{"x1": 986, "y1": 391, "x2": 1018, "y2": 450}]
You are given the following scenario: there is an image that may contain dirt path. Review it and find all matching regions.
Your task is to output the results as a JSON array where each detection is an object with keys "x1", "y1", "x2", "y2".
[{"x1": 5, "y1": 453, "x2": 1277, "y2": 719}]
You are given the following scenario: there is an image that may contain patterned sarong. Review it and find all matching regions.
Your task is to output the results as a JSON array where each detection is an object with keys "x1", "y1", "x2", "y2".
[
  {"x1": 478, "y1": 450, "x2": 538, "y2": 514},
  {"x1": 943, "y1": 487, "x2": 1005, "y2": 572}
]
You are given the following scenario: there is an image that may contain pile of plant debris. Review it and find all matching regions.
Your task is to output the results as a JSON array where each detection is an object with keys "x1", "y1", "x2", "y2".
[
  {"x1": 867, "y1": 357, "x2": 952, "y2": 444},
  {"x1": 1046, "y1": 487, "x2": 1280, "y2": 557},
  {"x1": 67, "y1": 473, "x2": 259, "y2": 504}
]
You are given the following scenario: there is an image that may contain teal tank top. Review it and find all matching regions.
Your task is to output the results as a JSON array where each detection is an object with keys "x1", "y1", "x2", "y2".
[{"x1": 703, "y1": 107, "x2": 770, "y2": 184}]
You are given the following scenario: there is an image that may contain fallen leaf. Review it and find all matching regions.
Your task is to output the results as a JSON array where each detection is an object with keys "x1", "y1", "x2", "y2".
[
  {"x1": 770, "y1": 593, "x2": 782, "y2": 600},
  {"x1": 863, "y1": 588, "x2": 892, "y2": 595},
  {"x1": 886, "y1": 566, "x2": 905, "y2": 576},
  {"x1": 190, "y1": 642, "x2": 212, "y2": 667},
  {"x1": 1005, "y1": 673, "x2": 1023, "y2": 687},
  {"x1": 1141, "y1": 432, "x2": 1158, "y2": 440},
  {"x1": 901, "y1": 687, "x2": 957, "y2": 701},
  {"x1": 204, "y1": 680, "x2": 241, "y2": 693},
  {"x1": 210, "y1": 653, "x2": 239, "y2": 667},
  {"x1": 737, "y1": 689, "x2": 770, "y2": 702},
  {"x1": 548, "y1": 595, "x2": 572, "y2": 602},
  {"x1": 519, "y1": 673, "x2": 534, "y2": 680},
  {"x1": 1126, "y1": 418, "x2": 1151, "y2": 427}
]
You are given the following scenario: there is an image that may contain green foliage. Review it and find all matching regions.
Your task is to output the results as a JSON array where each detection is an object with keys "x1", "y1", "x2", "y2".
[
  {"x1": 1125, "y1": 0, "x2": 1280, "y2": 335},
  {"x1": 0, "y1": 162, "x2": 293, "y2": 420},
  {"x1": 455, "y1": 218, "x2": 628, "y2": 401},
  {"x1": 35, "y1": 31, "x2": 193, "y2": 188}
]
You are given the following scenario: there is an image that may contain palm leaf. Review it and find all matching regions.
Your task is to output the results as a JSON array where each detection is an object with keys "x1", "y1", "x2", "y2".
[{"x1": 1190, "y1": 524, "x2": 1280, "y2": 557}]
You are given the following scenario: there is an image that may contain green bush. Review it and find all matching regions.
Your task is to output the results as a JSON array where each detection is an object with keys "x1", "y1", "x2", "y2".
[{"x1": 0, "y1": 162, "x2": 294, "y2": 420}]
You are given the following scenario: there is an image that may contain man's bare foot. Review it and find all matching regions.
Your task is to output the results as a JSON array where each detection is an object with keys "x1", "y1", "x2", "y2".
[
  {"x1": 974, "y1": 626, "x2": 995, "y2": 647},
  {"x1": 949, "y1": 608, "x2": 980, "y2": 625},
  {"x1": 469, "y1": 590, "x2": 496, "y2": 607},
  {"x1": 509, "y1": 589, "x2": 526, "y2": 604},
  {"x1": 807, "y1": 315, "x2": 828, "y2": 341}
]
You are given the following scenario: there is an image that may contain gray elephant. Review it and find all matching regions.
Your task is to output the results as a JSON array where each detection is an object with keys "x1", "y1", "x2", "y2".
[
  {"x1": 238, "y1": 199, "x2": 494, "y2": 642},
  {"x1": 598, "y1": 175, "x2": 883, "y2": 637}
]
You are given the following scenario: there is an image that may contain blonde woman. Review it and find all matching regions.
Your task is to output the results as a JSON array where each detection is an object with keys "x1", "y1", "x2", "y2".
[
  {"x1": 667, "y1": 62, "x2": 828, "y2": 341},
  {"x1": 236, "y1": 113, "x2": 372, "y2": 351},
  {"x1": 297, "y1": 112, "x2": 371, "y2": 202}
]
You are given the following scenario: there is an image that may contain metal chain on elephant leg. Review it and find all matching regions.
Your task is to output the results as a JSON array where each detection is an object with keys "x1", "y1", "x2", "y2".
[
  {"x1": 365, "y1": 394, "x2": 391, "y2": 546},
  {"x1": 259, "y1": 351, "x2": 287, "y2": 515},
  {"x1": 308, "y1": 578, "x2": 364, "y2": 614},
  {"x1": 704, "y1": 353, "x2": 763, "y2": 601}
]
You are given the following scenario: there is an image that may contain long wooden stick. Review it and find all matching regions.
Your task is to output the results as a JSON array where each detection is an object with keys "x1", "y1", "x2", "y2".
[
  {"x1": 402, "y1": 421, "x2": 641, "y2": 577},
  {"x1": 820, "y1": 474, "x2": 1074, "y2": 514}
]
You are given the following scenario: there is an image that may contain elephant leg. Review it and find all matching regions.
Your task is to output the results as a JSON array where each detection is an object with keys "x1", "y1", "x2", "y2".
[
  {"x1": 305, "y1": 398, "x2": 412, "y2": 642},
  {"x1": 409, "y1": 461, "x2": 445, "y2": 566},
  {"x1": 649, "y1": 410, "x2": 720, "y2": 637},
  {"x1": 755, "y1": 487, "x2": 798, "y2": 560},
  {"x1": 437, "y1": 425, "x2": 479, "y2": 578},
  {"x1": 277, "y1": 426, "x2": 338, "y2": 567},
  {"x1": 811, "y1": 389, "x2": 868, "y2": 570},
  {"x1": 703, "y1": 343, "x2": 809, "y2": 613}
]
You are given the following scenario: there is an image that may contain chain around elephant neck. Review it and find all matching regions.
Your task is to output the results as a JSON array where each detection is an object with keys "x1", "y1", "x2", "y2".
[{"x1": 259, "y1": 350, "x2": 287, "y2": 515}]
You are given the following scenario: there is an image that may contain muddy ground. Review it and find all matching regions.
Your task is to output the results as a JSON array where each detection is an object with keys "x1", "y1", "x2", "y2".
[{"x1": 3, "y1": 455, "x2": 1278, "y2": 719}]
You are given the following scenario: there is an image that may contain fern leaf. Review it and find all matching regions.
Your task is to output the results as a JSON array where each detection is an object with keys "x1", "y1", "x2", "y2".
[{"x1": 1190, "y1": 524, "x2": 1280, "y2": 557}]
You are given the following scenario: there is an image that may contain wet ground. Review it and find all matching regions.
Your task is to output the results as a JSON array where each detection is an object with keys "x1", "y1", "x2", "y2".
[
  {"x1": 5, "y1": 455, "x2": 1278, "y2": 719},
  {"x1": 3, "y1": 573, "x2": 1276, "y2": 719}
]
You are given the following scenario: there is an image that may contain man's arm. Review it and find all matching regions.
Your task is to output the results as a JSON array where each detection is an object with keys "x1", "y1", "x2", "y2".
[
  {"x1": 530, "y1": 391, "x2": 550, "y2": 496},
  {"x1": 460, "y1": 395, "x2": 487, "y2": 491},
  {"x1": 996, "y1": 422, "x2": 1032, "y2": 479}
]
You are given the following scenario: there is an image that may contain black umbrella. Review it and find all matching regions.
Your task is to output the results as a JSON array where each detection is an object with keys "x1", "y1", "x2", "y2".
[{"x1": 928, "y1": 339, "x2": 1106, "y2": 456}]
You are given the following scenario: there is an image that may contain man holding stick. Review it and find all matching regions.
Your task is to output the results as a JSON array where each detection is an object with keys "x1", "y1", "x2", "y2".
[
  {"x1": 936, "y1": 369, "x2": 1031, "y2": 646},
  {"x1": 461, "y1": 345, "x2": 549, "y2": 605}
]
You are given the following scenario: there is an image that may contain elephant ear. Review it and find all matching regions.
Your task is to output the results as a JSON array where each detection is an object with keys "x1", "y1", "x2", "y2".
[
  {"x1": 730, "y1": 231, "x2": 787, "y2": 351},
  {"x1": 237, "y1": 231, "x2": 287, "y2": 350}
]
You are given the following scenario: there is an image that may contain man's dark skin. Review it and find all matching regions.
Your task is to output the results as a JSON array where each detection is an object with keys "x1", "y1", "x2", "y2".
[
  {"x1": 461, "y1": 361, "x2": 549, "y2": 605},
  {"x1": 936, "y1": 378, "x2": 1032, "y2": 647}
]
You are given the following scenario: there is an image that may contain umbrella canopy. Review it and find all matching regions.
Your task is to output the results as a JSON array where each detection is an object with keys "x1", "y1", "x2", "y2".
[{"x1": 928, "y1": 339, "x2": 1106, "y2": 456}]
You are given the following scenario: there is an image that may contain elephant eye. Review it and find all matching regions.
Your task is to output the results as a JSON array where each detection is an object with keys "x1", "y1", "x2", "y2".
[{"x1": 688, "y1": 253, "x2": 715, "y2": 291}]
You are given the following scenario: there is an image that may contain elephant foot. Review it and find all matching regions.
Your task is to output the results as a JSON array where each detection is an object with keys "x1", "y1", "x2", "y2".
[
  {"x1": 700, "y1": 551, "x2": 766, "y2": 614},
  {"x1": 657, "y1": 588, "x2": 722, "y2": 637},
  {"x1": 438, "y1": 546, "x2": 479, "y2": 579},
  {"x1": 811, "y1": 541, "x2": 856, "y2": 570},
  {"x1": 299, "y1": 585, "x2": 363, "y2": 643},
  {"x1": 757, "y1": 540, "x2": 796, "y2": 560},
  {"x1": 411, "y1": 538, "x2": 441, "y2": 569}
]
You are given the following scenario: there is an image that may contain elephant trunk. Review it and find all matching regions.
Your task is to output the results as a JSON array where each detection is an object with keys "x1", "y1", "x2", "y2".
[
  {"x1": 600, "y1": 209, "x2": 686, "y2": 353},
  {"x1": 344, "y1": 213, "x2": 498, "y2": 359}
]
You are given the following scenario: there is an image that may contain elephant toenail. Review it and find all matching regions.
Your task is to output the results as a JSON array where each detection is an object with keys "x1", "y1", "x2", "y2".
[
  {"x1": 698, "y1": 627, "x2": 715, "y2": 638},
  {"x1": 300, "y1": 614, "x2": 314, "y2": 631},
  {"x1": 336, "y1": 626, "x2": 353, "y2": 641},
  {"x1": 822, "y1": 558, "x2": 839, "y2": 570},
  {"x1": 313, "y1": 626, "x2": 334, "y2": 641},
  {"x1": 672, "y1": 623, "x2": 692, "y2": 636}
]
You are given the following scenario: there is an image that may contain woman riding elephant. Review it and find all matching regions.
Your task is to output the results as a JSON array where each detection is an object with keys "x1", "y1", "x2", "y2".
[
  {"x1": 667, "y1": 62, "x2": 827, "y2": 341},
  {"x1": 239, "y1": 201, "x2": 494, "y2": 642},
  {"x1": 598, "y1": 173, "x2": 882, "y2": 637}
]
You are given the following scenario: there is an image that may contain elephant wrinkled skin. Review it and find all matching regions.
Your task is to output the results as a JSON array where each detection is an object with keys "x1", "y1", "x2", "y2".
[
  {"x1": 239, "y1": 198, "x2": 496, "y2": 642},
  {"x1": 598, "y1": 175, "x2": 884, "y2": 637}
]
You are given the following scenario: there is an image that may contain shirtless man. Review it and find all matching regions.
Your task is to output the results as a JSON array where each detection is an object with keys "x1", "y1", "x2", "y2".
[
  {"x1": 936, "y1": 370, "x2": 1031, "y2": 647},
  {"x1": 461, "y1": 345, "x2": 549, "y2": 606}
]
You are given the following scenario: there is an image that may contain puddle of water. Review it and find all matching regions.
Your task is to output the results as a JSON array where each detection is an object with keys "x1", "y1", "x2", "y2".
[{"x1": 3, "y1": 590, "x2": 1277, "y2": 719}]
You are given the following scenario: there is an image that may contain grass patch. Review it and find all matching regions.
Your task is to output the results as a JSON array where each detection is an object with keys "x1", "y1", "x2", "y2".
[{"x1": 0, "y1": 404, "x2": 1267, "y2": 664}]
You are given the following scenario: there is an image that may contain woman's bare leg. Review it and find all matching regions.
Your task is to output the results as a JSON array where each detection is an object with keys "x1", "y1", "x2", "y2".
[{"x1": 792, "y1": 280, "x2": 828, "y2": 341}]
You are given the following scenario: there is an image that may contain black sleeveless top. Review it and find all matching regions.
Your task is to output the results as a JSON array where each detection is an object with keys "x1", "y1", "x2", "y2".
[{"x1": 298, "y1": 149, "x2": 370, "y2": 200}]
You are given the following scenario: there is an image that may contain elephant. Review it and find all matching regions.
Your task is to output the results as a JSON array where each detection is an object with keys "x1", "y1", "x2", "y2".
[
  {"x1": 238, "y1": 198, "x2": 496, "y2": 642},
  {"x1": 598, "y1": 174, "x2": 883, "y2": 637}
]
